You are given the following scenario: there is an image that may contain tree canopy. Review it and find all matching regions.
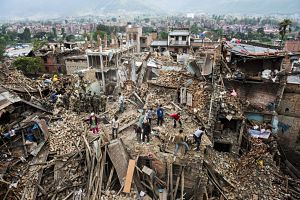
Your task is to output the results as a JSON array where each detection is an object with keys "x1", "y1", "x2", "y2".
[
  {"x1": 279, "y1": 19, "x2": 293, "y2": 42},
  {"x1": 13, "y1": 57, "x2": 43, "y2": 74}
]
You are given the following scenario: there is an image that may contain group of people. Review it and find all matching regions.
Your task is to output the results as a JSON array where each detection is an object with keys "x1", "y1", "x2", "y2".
[
  {"x1": 73, "y1": 92, "x2": 107, "y2": 114},
  {"x1": 173, "y1": 126, "x2": 206, "y2": 156}
]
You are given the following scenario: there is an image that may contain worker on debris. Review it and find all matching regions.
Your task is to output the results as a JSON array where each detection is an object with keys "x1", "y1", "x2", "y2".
[
  {"x1": 142, "y1": 120, "x2": 151, "y2": 145},
  {"x1": 156, "y1": 104, "x2": 164, "y2": 126},
  {"x1": 92, "y1": 93, "x2": 99, "y2": 114},
  {"x1": 74, "y1": 95, "x2": 80, "y2": 114},
  {"x1": 193, "y1": 127, "x2": 205, "y2": 151},
  {"x1": 170, "y1": 113, "x2": 182, "y2": 128},
  {"x1": 100, "y1": 95, "x2": 107, "y2": 112},
  {"x1": 79, "y1": 93, "x2": 85, "y2": 113},
  {"x1": 146, "y1": 108, "x2": 153, "y2": 125},
  {"x1": 111, "y1": 115, "x2": 119, "y2": 139},
  {"x1": 89, "y1": 113, "x2": 99, "y2": 134},
  {"x1": 174, "y1": 129, "x2": 189, "y2": 156},
  {"x1": 118, "y1": 93, "x2": 124, "y2": 113},
  {"x1": 86, "y1": 91, "x2": 93, "y2": 113},
  {"x1": 134, "y1": 124, "x2": 142, "y2": 143}
]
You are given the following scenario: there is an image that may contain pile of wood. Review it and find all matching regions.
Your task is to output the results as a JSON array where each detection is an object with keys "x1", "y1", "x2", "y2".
[
  {"x1": 187, "y1": 82, "x2": 211, "y2": 124},
  {"x1": 206, "y1": 138, "x2": 292, "y2": 200},
  {"x1": 0, "y1": 68, "x2": 40, "y2": 91},
  {"x1": 220, "y1": 91, "x2": 243, "y2": 118},
  {"x1": 49, "y1": 110, "x2": 87, "y2": 155}
]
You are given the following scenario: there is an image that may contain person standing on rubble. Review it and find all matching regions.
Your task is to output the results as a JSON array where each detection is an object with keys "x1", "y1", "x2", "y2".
[
  {"x1": 134, "y1": 124, "x2": 142, "y2": 143},
  {"x1": 118, "y1": 93, "x2": 124, "y2": 113},
  {"x1": 146, "y1": 108, "x2": 153, "y2": 125},
  {"x1": 156, "y1": 104, "x2": 164, "y2": 126},
  {"x1": 92, "y1": 93, "x2": 99, "y2": 114},
  {"x1": 170, "y1": 113, "x2": 182, "y2": 128},
  {"x1": 174, "y1": 129, "x2": 189, "y2": 156},
  {"x1": 89, "y1": 113, "x2": 99, "y2": 134},
  {"x1": 142, "y1": 120, "x2": 151, "y2": 145},
  {"x1": 86, "y1": 91, "x2": 93, "y2": 113},
  {"x1": 111, "y1": 115, "x2": 119, "y2": 139},
  {"x1": 193, "y1": 127, "x2": 205, "y2": 151}
]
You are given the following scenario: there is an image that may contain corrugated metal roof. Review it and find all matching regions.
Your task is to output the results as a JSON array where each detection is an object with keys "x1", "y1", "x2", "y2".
[
  {"x1": 287, "y1": 74, "x2": 300, "y2": 84},
  {"x1": 225, "y1": 43, "x2": 284, "y2": 57},
  {"x1": 0, "y1": 87, "x2": 21, "y2": 110}
]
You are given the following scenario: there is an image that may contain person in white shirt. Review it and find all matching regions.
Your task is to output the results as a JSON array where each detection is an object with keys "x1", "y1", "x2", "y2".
[
  {"x1": 193, "y1": 127, "x2": 205, "y2": 151},
  {"x1": 111, "y1": 115, "x2": 120, "y2": 139},
  {"x1": 146, "y1": 108, "x2": 153, "y2": 125},
  {"x1": 118, "y1": 93, "x2": 124, "y2": 113}
]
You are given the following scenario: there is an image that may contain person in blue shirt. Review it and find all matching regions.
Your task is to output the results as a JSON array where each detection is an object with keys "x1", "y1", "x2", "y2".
[{"x1": 156, "y1": 104, "x2": 164, "y2": 126}]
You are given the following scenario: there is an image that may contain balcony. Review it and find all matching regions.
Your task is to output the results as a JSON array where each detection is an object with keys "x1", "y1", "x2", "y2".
[{"x1": 169, "y1": 40, "x2": 189, "y2": 46}]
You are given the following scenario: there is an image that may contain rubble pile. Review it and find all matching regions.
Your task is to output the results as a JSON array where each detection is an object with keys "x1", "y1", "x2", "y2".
[
  {"x1": 219, "y1": 91, "x2": 243, "y2": 118},
  {"x1": 0, "y1": 69, "x2": 40, "y2": 91},
  {"x1": 154, "y1": 71, "x2": 188, "y2": 88},
  {"x1": 207, "y1": 138, "x2": 288, "y2": 200},
  {"x1": 49, "y1": 110, "x2": 87, "y2": 155}
]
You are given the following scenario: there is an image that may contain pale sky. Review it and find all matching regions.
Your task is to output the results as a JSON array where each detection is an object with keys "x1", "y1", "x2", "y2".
[{"x1": 0, "y1": 0, "x2": 299, "y2": 19}]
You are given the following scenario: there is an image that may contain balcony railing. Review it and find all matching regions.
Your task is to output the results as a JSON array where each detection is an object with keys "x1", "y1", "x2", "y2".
[{"x1": 169, "y1": 40, "x2": 189, "y2": 46}]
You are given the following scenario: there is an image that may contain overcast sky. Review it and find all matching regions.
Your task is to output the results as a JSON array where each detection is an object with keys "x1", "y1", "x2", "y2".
[{"x1": 0, "y1": 0, "x2": 299, "y2": 19}]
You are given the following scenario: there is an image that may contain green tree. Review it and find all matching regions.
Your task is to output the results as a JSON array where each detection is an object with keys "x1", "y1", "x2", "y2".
[
  {"x1": 32, "y1": 39, "x2": 48, "y2": 51},
  {"x1": 52, "y1": 27, "x2": 57, "y2": 40},
  {"x1": 257, "y1": 27, "x2": 265, "y2": 36},
  {"x1": 0, "y1": 38, "x2": 6, "y2": 61},
  {"x1": 20, "y1": 27, "x2": 31, "y2": 43},
  {"x1": 13, "y1": 57, "x2": 43, "y2": 74},
  {"x1": 279, "y1": 19, "x2": 293, "y2": 44},
  {"x1": 34, "y1": 31, "x2": 47, "y2": 40},
  {"x1": 66, "y1": 34, "x2": 75, "y2": 42},
  {"x1": 159, "y1": 31, "x2": 168, "y2": 40},
  {"x1": 61, "y1": 28, "x2": 66, "y2": 40}
]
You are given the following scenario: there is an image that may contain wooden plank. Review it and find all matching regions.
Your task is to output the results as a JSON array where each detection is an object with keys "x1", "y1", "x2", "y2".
[
  {"x1": 173, "y1": 166, "x2": 183, "y2": 199},
  {"x1": 181, "y1": 169, "x2": 184, "y2": 200},
  {"x1": 123, "y1": 159, "x2": 136, "y2": 193},
  {"x1": 187, "y1": 93, "x2": 193, "y2": 107}
]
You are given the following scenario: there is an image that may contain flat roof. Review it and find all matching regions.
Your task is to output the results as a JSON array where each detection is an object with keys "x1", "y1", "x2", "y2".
[{"x1": 169, "y1": 31, "x2": 190, "y2": 36}]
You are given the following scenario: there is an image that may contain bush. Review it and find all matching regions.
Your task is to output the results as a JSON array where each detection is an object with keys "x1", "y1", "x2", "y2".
[{"x1": 13, "y1": 57, "x2": 43, "y2": 74}]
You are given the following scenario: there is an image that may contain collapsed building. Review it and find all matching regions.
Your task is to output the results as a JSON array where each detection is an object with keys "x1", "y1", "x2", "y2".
[{"x1": 1, "y1": 36, "x2": 300, "y2": 200}]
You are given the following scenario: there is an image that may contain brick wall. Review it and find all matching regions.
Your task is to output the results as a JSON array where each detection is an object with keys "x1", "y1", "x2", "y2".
[
  {"x1": 278, "y1": 93, "x2": 300, "y2": 117},
  {"x1": 277, "y1": 115, "x2": 300, "y2": 147},
  {"x1": 224, "y1": 80, "x2": 279, "y2": 108}
]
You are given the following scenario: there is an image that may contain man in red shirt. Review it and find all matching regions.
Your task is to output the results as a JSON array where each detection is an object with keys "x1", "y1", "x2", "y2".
[{"x1": 170, "y1": 113, "x2": 182, "y2": 128}]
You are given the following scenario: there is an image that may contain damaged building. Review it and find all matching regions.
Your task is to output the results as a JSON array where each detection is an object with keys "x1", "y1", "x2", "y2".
[{"x1": 1, "y1": 32, "x2": 300, "y2": 200}]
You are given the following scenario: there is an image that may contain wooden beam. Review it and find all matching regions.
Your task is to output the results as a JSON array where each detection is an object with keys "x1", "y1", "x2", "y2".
[
  {"x1": 170, "y1": 164, "x2": 173, "y2": 200},
  {"x1": 173, "y1": 166, "x2": 183, "y2": 199},
  {"x1": 123, "y1": 159, "x2": 136, "y2": 193}
]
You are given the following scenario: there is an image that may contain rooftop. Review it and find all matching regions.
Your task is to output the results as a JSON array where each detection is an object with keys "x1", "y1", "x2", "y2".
[{"x1": 169, "y1": 30, "x2": 190, "y2": 36}]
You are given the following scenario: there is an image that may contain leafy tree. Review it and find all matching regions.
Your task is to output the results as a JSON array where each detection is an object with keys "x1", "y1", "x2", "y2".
[
  {"x1": 66, "y1": 34, "x2": 75, "y2": 42},
  {"x1": 190, "y1": 23, "x2": 199, "y2": 34},
  {"x1": 159, "y1": 31, "x2": 168, "y2": 40},
  {"x1": 34, "y1": 32, "x2": 47, "y2": 40},
  {"x1": 61, "y1": 28, "x2": 66, "y2": 40},
  {"x1": 257, "y1": 27, "x2": 265, "y2": 36},
  {"x1": 112, "y1": 17, "x2": 117, "y2": 22},
  {"x1": 19, "y1": 27, "x2": 31, "y2": 43},
  {"x1": 0, "y1": 38, "x2": 6, "y2": 61},
  {"x1": 32, "y1": 39, "x2": 48, "y2": 51},
  {"x1": 279, "y1": 19, "x2": 293, "y2": 44},
  {"x1": 52, "y1": 27, "x2": 57, "y2": 40},
  {"x1": 13, "y1": 57, "x2": 43, "y2": 74}
]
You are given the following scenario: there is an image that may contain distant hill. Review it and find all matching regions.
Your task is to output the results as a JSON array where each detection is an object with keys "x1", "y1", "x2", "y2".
[{"x1": 0, "y1": 0, "x2": 299, "y2": 19}]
